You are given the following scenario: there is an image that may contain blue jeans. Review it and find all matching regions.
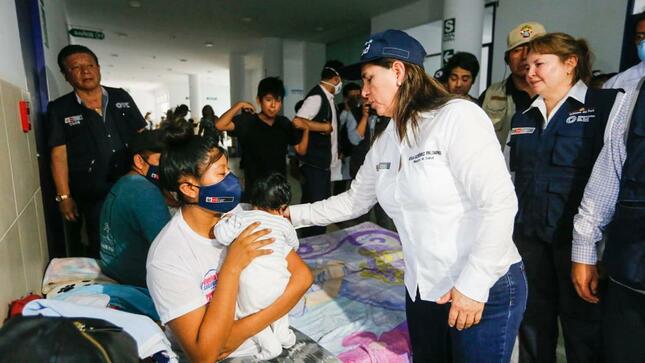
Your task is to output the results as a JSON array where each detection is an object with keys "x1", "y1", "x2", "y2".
[{"x1": 406, "y1": 262, "x2": 527, "y2": 363}]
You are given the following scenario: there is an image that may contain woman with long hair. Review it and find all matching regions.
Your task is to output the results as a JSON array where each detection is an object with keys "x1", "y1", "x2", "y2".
[{"x1": 286, "y1": 30, "x2": 526, "y2": 362}]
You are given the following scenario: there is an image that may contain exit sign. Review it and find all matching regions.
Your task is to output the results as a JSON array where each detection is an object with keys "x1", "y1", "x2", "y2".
[{"x1": 69, "y1": 28, "x2": 105, "y2": 40}]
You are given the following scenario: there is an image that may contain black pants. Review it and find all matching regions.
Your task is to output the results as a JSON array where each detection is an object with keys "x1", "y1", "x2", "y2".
[
  {"x1": 515, "y1": 236, "x2": 604, "y2": 363},
  {"x1": 603, "y1": 280, "x2": 645, "y2": 362},
  {"x1": 74, "y1": 198, "x2": 104, "y2": 258},
  {"x1": 299, "y1": 164, "x2": 330, "y2": 238},
  {"x1": 406, "y1": 289, "x2": 452, "y2": 362}
]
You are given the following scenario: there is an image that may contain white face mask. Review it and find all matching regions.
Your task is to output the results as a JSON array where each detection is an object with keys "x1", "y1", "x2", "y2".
[{"x1": 322, "y1": 80, "x2": 343, "y2": 95}]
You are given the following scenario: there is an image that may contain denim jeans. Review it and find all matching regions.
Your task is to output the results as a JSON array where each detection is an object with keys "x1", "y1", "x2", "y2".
[{"x1": 406, "y1": 262, "x2": 528, "y2": 363}]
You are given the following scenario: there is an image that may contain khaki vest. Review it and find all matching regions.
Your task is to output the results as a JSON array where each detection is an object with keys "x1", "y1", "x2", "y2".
[{"x1": 481, "y1": 80, "x2": 515, "y2": 150}]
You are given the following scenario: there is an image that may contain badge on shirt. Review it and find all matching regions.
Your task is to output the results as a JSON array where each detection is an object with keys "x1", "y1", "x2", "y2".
[
  {"x1": 510, "y1": 127, "x2": 536, "y2": 135},
  {"x1": 64, "y1": 114, "x2": 83, "y2": 126},
  {"x1": 566, "y1": 107, "x2": 596, "y2": 124},
  {"x1": 408, "y1": 150, "x2": 442, "y2": 163},
  {"x1": 201, "y1": 269, "x2": 219, "y2": 302},
  {"x1": 376, "y1": 162, "x2": 391, "y2": 171},
  {"x1": 115, "y1": 102, "x2": 130, "y2": 109}
]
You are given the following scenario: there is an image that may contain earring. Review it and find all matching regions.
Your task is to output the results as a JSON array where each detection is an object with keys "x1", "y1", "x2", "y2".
[{"x1": 396, "y1": 80, "x2": 402, "y2": 86}]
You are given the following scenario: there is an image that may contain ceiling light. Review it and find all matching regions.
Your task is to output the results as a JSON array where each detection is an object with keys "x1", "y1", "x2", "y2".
[
  {"x1": 242, "y1": 17, "x2": 253, "y2": 23},
  {"x1": 204, "y1": 42, "x2": 214, "y2": 47},
  {"x1": 128, "y1": 1, "x2": 141, "y2": 8}
]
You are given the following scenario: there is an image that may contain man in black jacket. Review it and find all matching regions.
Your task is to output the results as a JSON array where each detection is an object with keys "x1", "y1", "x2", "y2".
[{"x1": 48, "y1": 45, "x2": 146, "y2": 257}]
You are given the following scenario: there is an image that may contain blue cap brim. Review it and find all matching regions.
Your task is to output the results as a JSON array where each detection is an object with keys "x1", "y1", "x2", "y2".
[{"x1": 340, "y1": 57, "x2": 382, "y2": 80}]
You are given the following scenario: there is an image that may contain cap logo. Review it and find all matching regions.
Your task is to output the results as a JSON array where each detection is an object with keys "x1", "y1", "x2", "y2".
[
  {"x1": 361, "y1": 39, "x2": 373, "y2": 56},
  {"x1": 520, "y1": 25, "x2": 534, "y2": 39}
]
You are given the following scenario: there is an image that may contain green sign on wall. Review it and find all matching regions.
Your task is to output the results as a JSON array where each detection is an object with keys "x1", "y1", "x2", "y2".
[{"x1": 69, "y1": 28, "x2": 105, "y2": 40}]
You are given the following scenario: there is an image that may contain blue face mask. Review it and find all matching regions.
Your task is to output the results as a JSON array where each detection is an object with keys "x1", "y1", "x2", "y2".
[
  {"x1": 195, "y1": 172, "x2": 242, "y2": 213},
  {"x1": 638, "y1": 40, "x2": 645, "y2": 62}
]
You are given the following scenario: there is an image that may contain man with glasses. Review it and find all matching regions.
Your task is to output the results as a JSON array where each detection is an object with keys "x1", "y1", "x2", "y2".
[{"x1": 604, "y1": 12, "x2": 645, "y2": 91}]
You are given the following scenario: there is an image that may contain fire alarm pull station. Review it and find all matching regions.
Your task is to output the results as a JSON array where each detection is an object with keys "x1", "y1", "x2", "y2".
[{"x1": 19, "y1": 100, "x2": 31, "y2": 133}]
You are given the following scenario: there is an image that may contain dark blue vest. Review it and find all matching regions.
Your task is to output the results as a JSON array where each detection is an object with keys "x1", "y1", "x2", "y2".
[
  {"x1": 299, "y1": 85, "x2": 333, "y2": 170},
  {"x1": 509, "y1": 87, "x2": 619, "y2": 243},
  {"x1": 604, "y1": 81, "x2": 645, "y2": 290}
]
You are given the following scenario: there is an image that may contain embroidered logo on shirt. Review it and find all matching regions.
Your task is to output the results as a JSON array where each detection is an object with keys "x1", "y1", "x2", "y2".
[
  {"x1": 510, "y1": 127, "x2": 536, "y2": 135},
  {"x1": 201, "y1": 269, "x2": 219, "y2": 302},
  {"x1": 64, "y1": 114, "x2": 83, "y2": 126},
  {"x1": 115, "y1": 102, "x2": 130, "y2": 109},
  {"x1": 566, "y1": 107, "x2": 596, "y2": 124},
  {"x1": 408, "y1": 150, "x2": 442, "y2": 163},
  {"x1": 376, "y1": 162, "x2": 391, "y2": 171}
]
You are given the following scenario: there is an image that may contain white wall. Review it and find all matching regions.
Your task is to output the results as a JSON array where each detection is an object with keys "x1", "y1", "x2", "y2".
[
  {"x1": 492, "y1": 0, "x2": 629, "y2": 83},
  {"x1": 371, "y1": 0, "x2": 443, "y2": 33},
  {"x1": 39, "y1": 0, "x2": 71, "y2": 99},
  {"x1": 304, "y1": 42, "x2": 326, "y2": 96},
  {"x1": 0, "y1": 0, "x2": 27, "y2": 88},
  {"x1": 0, "y1": 2, "x2": 49, "y2": 324},
  {"x1": 283, "y1": 40, "x2": 306, "y2": 120},
  {"x1": 199, "y1": 78, "x2": 230, "y2": 117}
]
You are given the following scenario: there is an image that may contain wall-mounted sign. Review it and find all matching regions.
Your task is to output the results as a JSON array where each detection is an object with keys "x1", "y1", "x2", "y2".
[
  {"x1": 68, "y1": 28, "x2": 105, "y2": 40},
  {"x1": 442, "y1": 49, "x2": 454, "y2": 65},
  {"x1": 443, "y1": 18, "x2": 455, "y2": 42}
]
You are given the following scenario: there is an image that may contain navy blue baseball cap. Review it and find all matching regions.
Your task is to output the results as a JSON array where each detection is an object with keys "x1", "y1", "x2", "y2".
[{"x1": 341, "y1": 29, "x2": 427, "y2": 80}]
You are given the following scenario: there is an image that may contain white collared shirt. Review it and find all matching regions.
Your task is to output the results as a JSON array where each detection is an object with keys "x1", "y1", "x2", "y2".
[
  {"x1": 296, "y1": 85, "x2": 342, "y2": 180},
  {"x1": 603, "y1": 61, "x2": 645, "y2": 91},
  {"x1": 523, "y1": 80, "x2": 623, "y2": 141},
  {"x1": 524, "y1": 80, "x2": 588, "y2": 128},
  {"x1": 291, "y1": 99, "x2": 521, "y2": 303}
]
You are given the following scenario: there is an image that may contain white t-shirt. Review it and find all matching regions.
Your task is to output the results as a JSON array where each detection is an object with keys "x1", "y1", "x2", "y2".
[
  {"x1": 146, "y1": 209, "x2": 258, "y2": 357},
  {"x1": 291, "y1": 99, "x2": 522, "y2": 303}
]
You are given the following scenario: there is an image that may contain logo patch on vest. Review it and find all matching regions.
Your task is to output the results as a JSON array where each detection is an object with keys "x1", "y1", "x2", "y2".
[
  {"x1": 64, "y1": 114, "x2": 83, "y2": 126},
  {"x1": 115, "y1": 102, "x2": 131, "y2": 109},
  {"x1": 511, "y1": 127, "x2": 536, "y2": 135},
  {"x1": 566, "y1": 107, "x2": 596, "y2": 124}
]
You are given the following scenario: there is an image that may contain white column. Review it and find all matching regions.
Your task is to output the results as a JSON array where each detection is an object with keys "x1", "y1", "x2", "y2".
[
  {"x1": 229, "y1": 53, "x2": 245, "y2": 106},
  {"x1": 188, "y1": 74, "x2": 201, "y2": 121},
  {"x1": 262, "y1": 37, "x2": 283, "y2": 79},
  {"x1": 441, "y1": 0, "x2": 484, "y2": 64}
]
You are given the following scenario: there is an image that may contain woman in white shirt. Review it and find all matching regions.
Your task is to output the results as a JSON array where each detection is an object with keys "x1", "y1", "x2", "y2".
[
  {"x1": 147, "y1": 120, "x2": 313, "y2": 362},
  {"x1": 287, "y1": 29, "x2": 526, "y2": 362}
]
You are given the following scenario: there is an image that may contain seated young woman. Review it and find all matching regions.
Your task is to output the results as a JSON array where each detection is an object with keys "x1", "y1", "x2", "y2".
[{"x1": 146, "y1": 120, "x2": 313, "y2": 362}]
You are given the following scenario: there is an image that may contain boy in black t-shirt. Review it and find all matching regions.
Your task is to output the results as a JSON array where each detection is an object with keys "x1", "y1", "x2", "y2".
[{"x1": 216, "y1": 77, "x2": 309, "y2": 196}]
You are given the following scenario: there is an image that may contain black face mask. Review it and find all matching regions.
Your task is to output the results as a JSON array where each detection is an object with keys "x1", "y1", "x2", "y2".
[{"x1": 141, "y1": 158, "x2": 160, "y2": 187}]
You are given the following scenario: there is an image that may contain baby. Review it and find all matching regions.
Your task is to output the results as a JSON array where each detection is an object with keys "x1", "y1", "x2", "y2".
[{"x1": 214, "y1": 173, "x2": 299, "y2": 360}]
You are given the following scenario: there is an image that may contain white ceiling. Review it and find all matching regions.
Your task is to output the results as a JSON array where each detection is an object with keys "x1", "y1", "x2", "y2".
[{"x1": 64, "y1": 0, "x2": 419, "y2": 88}]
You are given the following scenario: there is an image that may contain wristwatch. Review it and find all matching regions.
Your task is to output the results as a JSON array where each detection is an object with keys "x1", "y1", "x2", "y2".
[{"x1": 55, "y1": 194, "x2": 70, "y2": 202}]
